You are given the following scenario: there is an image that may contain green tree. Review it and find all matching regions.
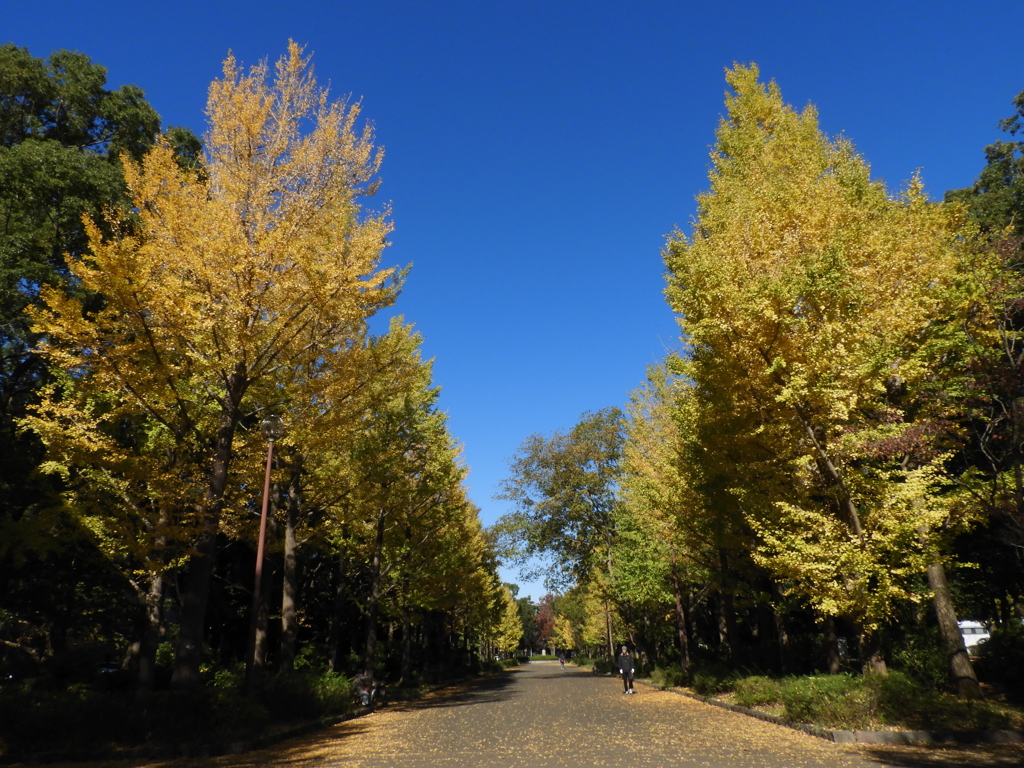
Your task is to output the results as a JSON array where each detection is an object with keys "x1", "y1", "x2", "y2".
[
  {"x1": 946, "y1": 87, "x2": 1024, "y2": 241},
  {"x1": 494, "y1": 407, "x2": 624, "y2": 655},
  {"x1": 943, "y1": 88, "x2": 1024, "y2": 624},
  {"x1": 0, "y1": 43, "x2": 197, "y2": 678}
]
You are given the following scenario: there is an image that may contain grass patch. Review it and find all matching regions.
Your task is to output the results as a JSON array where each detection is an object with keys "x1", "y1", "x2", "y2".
[{"x1": 682, "y1": 670, "x2": 1024, "y2": 733}]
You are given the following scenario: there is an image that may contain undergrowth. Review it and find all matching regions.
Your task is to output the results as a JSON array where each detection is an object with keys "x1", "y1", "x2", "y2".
[{"x1": 662, "y1": 670, "x2": 1024, "y2": 732}]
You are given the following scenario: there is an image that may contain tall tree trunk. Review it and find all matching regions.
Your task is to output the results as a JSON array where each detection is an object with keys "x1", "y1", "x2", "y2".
[
  {"x1": 134, "y1": 508, "x2": 169, "y2": 695},
  {"x1": 363, "y1": 506, "x2": 387, "y2": 678},
  {"x1": 328, "y1": 551, "x2": 348, "y2": 672},
  {"x1": 604, "y1": 538, "x2": 615, "y2": 658},
  {"x1": 170, "y1": 533, "x2": 217, "y2": 690},
  {"x1": 280, "y1": 465, "x2": 302, "y2": 673},
  {"x1": 824, "y1": 616, "x2": 841, "y2": 674},
  {"x1": 136, "y1": 570, "x2": 165, "y2": 693},
  {"x1": 171, "y1": 378, "x2": 245, "y2": 689},
  {"x1": 927, "y1": 561, "x2": 982, "y2": 699},
  {"x1": 670, "y1": 550, "x2": 690, "y2": 670},
  {"x1": 717, "y1": 549, "x2": 738, "y2": 660},
  {"x1": 604, "y1": 600, "x2": 614, "y2": 658},
  {"x1": 399, "y1": 604, "x2": 413, "y2": 686},
  {"x1": 770, "y1": 580, "x2": 791, "y2": 674}
]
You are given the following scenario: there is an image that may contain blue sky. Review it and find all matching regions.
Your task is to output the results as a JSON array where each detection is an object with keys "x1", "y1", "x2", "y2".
[{"x1": 5, "y1": 0, "x2": 1022, "y2": 600}]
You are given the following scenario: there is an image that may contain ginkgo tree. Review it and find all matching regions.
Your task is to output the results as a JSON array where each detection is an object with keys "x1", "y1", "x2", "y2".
[
  {"x1": 664, "y1": 65, "x2": 986, "y2": 685},
  {"x1": 29, "y1": 42, "x2": 400, "y2": 688}
]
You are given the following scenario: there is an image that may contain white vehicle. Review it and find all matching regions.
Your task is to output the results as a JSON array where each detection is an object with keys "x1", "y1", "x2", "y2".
[{"x1": 958, "y1": 620, "x2": 990, "y2": 650}]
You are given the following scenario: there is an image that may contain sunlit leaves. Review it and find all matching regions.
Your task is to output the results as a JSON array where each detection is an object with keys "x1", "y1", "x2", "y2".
[{"x1": 662, "y1": 64, "x2": 982, "y2": 628}]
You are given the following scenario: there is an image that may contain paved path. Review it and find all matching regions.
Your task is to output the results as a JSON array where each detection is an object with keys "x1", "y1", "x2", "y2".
[{"x1": 207, "y1": 663, "x2": 902, "y2": 768}]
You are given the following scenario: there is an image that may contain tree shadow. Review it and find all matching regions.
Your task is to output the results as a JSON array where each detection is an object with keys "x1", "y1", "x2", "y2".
[
  {"x1": 386, "y1": 671, "x2": 519, "y2": 711},
  {"x1": 854, "y1": 743, "x2": 1024, "y2": 768}
]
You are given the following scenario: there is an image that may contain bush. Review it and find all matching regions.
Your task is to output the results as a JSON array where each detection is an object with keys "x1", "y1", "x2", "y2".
[
  {"x1": 875, "y1": 670, "x2": 930, "y2": 725},
  {"x1": 975, "y1": 621, "x2": 1024, "y2": 703},
  {"x1": 734, "y1": 676, "x2": 781, "y2": 707},
  {"x1": 0, "y1": 670, "x2": 363, "y2": 758},
  {"x1": 649, "y1": 664, "x2": 688, "y2": 689},
  {"x1": 887, "y1": 627, "x2": 949, "y2": 690},
  {"x1": 779, "y1": 674, "x2": 875, "y2": 729},
  {"x1": 690, "y1": 664, "x2": 738, "y2": 696}
]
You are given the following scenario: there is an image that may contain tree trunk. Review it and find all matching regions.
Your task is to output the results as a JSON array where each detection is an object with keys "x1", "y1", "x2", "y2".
[
  {"x1": 170, "y1": 533, "x2": 217, "y2": 689},
  {"x1": 605, "y1": 538, "x2": 615, "y2": 658},
  {"x1": 795, "y1": 407, "x2": 865, "y2": 542},
  {"x1": 717, "y1": 549, "x2": 738, "y2": 660},
  {"x1": 171, "y1": 378, "x2": 245, "y2": 689},
  {"x1": 770, "y1": 581, "x2": 791, "y2": 674},
  {"x1": 280, "y1": 466, "x2": 301, "y2": 673},
  {"x1": 328, "y1": 551, "x2": 348, "y2": 672},
  {"x1": 927, "y1": 561, "x2": 982, "y2": 699},
  {"x1": 399, "y1": 605, "x2": 413, "y2": 686},
  {"x1": 670, "y1": 551, "x2": 690, "y2": 670},
  {"x1": 363, "y1": 507, "x2": 387, "y2": 678},
  {"x1": 136, "y1": 570, "x2": 165, "y2": 693},
  {"x1": 604, "y1": 599, "x2": 614, "y2": 658},
  {"x1": 858, "y1": 626, "x2": 887, "y2": 675},
  {"x1": 824, "y1": 616, "x2": 841, "y2": 674}
]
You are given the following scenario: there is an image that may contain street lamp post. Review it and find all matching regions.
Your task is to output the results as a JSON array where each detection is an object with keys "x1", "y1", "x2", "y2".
[{"x1": 245, "y1": 414, "x2": 285, "y2": 693}]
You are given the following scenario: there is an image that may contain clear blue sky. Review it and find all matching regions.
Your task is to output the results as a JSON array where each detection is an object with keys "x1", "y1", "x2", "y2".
[{"x1": 5, "y1": 0, "x2": 1022, "y2": 600}]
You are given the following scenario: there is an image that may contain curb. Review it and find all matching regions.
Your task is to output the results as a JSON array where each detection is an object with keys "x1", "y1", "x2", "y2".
[{"x1": 658, "y1": 687, "x2": 1024, "y2": 746}]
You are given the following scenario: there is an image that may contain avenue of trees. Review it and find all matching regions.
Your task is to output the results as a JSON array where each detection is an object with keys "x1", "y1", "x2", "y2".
[
  {"x1": 0, "y1": 42, "x2": 509, "y2": 706},
  {"x1": 496, "y1": 65, "x2": 1024, "y2": 700},
  {"x1": 2, "y1": 37, "x2": 1023, "y2": 746}
]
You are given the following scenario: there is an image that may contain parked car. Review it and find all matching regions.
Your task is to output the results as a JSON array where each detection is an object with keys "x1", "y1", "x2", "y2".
[{"x1": 958, "y1": 620, "x2": 990, "y2": 651}]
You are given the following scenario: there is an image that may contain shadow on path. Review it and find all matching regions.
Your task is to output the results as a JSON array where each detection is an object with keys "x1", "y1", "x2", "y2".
[
  {"x1": 852, "y1": 743, "x2": 1024, "y2": 768},
  {"x1": 386, "y1": 671, "x2": 518, "y2": 712}
]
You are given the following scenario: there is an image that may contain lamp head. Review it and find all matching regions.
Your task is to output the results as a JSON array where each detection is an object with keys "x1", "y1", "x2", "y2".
[{"x1": 260, "y1": 414, "x2": 285, "y2": 441}]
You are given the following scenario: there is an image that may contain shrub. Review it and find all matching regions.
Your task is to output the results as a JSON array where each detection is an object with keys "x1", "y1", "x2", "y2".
[
  {"x1": 690, "y1": 663, "x2": 738, "y2": 696},
  {"x1": 875, "y1": 670, "x2": 929, "y2": 725},
  {"x1": 306, "y1": 671, "x2": 353, "y2": 714},
  {"x1": 887, "y1": 627, "x2": 949, "y2": 690},
  {"x1": 734, "y1": 676, "x2": 781, "y2": 707},
  {"x1": 779, "y1": 674, "x2": 874, "y2": 729},
  {"x1": 975, "y1": 621, "x2": 1024, "y2": 703},
  {"x1": 649, "y1": 664, "x2": 688, "y2": 689}
]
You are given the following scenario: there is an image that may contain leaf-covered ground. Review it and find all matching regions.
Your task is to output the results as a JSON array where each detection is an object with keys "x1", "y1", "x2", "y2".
[{"x1": 23, "y1": 664, "x2": 1024, "y2": 768}]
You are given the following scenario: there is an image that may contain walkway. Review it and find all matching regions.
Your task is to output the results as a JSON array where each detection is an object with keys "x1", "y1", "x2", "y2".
[
  {"x1": 49, "y1": 663, "x2": 1024, "y2": 767},
  {"x1": 201, "y1": 663, "x2": 889, "y2": 767}
]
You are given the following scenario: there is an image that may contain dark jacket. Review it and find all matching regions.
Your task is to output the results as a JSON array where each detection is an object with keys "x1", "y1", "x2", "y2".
[{"x1": 617, "y1": 652, "x2": 634, "y2": 675}]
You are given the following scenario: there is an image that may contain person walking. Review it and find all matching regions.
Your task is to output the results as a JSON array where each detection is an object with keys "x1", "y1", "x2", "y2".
[{"x1": 617, "y1": 645, "x2": 635, "y2": 694}]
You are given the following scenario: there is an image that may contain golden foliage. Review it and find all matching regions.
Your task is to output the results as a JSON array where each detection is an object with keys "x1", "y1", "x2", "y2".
[
  {"x1": 662, "y1": 64, "x2": 986, "y2": 628},
  {"x1": 25, "y1": 42, "x2": 399, "y2": 599}
]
